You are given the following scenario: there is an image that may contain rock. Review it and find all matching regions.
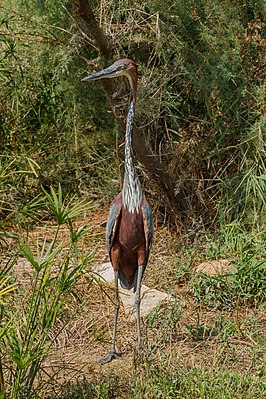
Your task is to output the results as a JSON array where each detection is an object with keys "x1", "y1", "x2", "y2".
[
  {"x1": 195, "y1": 259, "x2": 234, "y2": 276},
  {"x1": 92, "y1": 263, "x2": 173, "y2": 321}
]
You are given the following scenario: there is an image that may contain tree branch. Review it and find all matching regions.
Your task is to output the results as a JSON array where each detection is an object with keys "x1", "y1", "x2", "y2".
[{"x1": 76, "y1": 0, "x2": 112, "y2": 58}]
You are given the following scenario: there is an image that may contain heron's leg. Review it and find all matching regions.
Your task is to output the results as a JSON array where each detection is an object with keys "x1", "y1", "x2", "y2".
[
  {"x1": 135, "y1": 264, "x2": 144, "y2": 351},
  {"x1": 111, "y1": 270, "x2": 120, "y2": 352},
  {"x1": 99, "y1": 271, "x2": 121, "y2": 364}
]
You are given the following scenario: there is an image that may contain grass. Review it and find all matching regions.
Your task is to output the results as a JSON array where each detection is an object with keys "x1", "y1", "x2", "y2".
[
  {"x1": 133, "y1": 367, "x2": 265, "y2": 399},
  {"x1": 0, "y1": 175, "x2": 265, "y2": 398},
  {"x1": 189, "y1": 224, "x2": 266, "y2": 309},
  {"x1": 1, "y1": 207, "x2": 265, "y2": 398},
  {"x1": 45, "y1": 366, "x2": 266, "y2": 399}
]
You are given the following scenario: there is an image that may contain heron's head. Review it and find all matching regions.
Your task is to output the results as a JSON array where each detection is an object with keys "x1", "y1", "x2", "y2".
[{"x1": 82, "y1": 59, "x2": 138, "y2": 103}]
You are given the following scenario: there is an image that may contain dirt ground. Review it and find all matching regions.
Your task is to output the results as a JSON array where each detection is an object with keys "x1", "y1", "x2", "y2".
[{"x1": 3, "y1": 208, "x2": 266, "y2": 392}]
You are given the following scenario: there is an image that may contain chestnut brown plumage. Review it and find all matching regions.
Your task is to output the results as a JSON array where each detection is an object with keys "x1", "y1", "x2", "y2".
[{"x1": 82, "y1": 59, "x2": 153, "y2": 363}]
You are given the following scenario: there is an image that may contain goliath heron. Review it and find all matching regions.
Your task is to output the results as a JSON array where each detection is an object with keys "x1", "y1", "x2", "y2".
[{"x1": 82, "y1": 59, "x2": 153, "y2": 364}]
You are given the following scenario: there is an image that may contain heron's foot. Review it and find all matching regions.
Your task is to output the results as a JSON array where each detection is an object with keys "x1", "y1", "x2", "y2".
[{"x1": 98, "y1": 350, "x2": 121, "y2": 365}]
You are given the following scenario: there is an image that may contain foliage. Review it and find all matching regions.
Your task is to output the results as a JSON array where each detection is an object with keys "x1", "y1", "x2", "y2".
[
  {"x1": 93, "y1": 0, "x2": 265, "y2": 226},
  {"x1": 0, "y1": 0, "x2": 118, "y2": 216},
  {"x1": 0, "y1": 186, "x2": 94, "y2": 398},
  {"x1": 0, "y1": 0, "x2": 265, "y2": 228}
]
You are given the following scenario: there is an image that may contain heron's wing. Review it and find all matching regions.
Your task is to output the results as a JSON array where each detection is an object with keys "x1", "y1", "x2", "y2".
[
  {"x1": 106, "y1": 201, "x2": 122, "y2": 255},
  {"x1": 142, "y1": 200, "x2": 153, "y2": 267}
]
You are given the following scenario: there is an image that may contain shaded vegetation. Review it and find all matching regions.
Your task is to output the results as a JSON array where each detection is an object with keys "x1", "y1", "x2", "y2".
[{"x1": 0, "y1": 0, "x2": 265, "y2": 227}]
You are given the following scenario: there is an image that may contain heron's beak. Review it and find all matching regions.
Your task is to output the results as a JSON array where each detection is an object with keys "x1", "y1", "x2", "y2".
[{"x1": 81, "y1": 64, "x2": 125, "y2": 82}]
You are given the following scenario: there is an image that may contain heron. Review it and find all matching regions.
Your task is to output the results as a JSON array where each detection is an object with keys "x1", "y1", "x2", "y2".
[{"x1": 82, "y1": 59, "x2": 153, "y2": 364}]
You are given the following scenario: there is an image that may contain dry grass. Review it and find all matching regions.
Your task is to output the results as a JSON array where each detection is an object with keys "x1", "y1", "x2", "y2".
[{"x1": 4, "y1": 208, "x2": 265, "y2": 397}]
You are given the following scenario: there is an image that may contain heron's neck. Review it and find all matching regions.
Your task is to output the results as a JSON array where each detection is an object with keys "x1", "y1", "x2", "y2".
[{"x1": 122, "y1": 98, "x2": 143, "y2": 213}]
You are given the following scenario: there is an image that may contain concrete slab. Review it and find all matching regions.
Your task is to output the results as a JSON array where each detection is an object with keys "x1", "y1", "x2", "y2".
[{"x1": 92, "y1": 263, "x2": 173, "y2": 321}]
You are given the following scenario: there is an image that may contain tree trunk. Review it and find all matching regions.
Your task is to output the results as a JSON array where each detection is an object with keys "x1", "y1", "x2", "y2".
[{"x1": 75, "y1": 0, "x2": 184, "y2": 229}]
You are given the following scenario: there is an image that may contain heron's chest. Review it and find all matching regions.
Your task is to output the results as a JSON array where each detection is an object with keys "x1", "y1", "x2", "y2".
[{"x1": 117, "y1": 206, "x2": 145, "y2": 250}]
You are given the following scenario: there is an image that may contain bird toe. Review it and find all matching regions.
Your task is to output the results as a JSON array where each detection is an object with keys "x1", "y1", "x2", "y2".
[{"x1": 98, "y1": 350, "x2": 121, "y2": 364}]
